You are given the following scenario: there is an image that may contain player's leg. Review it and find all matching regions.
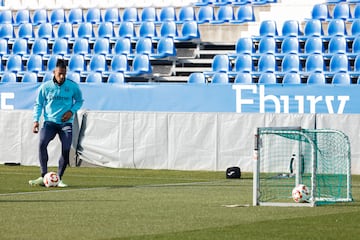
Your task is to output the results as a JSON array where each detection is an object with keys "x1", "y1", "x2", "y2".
[
  {"x1": 57, "y1": 123, "x2": 73, "y2": 187},
  {"x1": 29, "y1": 121, "x2": 57, "y2": 186}
]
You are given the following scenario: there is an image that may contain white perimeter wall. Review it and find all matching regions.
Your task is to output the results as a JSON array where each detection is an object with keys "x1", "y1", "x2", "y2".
[{"x1": 1, "y1": 110, "x2": 359, "y2": 174}]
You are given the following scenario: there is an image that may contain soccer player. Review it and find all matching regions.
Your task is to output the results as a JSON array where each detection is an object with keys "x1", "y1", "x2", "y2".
[{"x1": 29, "y1": 59, "x2": 84, "y2": 187}]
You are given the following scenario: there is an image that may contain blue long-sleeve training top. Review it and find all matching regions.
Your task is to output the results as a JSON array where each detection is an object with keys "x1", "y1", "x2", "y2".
[{"x1": 33, "y1": 79, "x2": 84, "y2": 124}]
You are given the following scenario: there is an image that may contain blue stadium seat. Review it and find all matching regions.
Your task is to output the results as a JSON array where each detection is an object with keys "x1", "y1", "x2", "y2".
[
  {"x1": 234, "y1": 37, "x2": 254, "y2": 55},
  {"x1": 1, "y1": 72, "x2": 17, "y2": 82},
  {"x1": 68, "y1": 8, "x2": 84, "y2": 24},
  {"x1": 0, "y1": 23, "x2": 15, "y2": 41},
  {"x1": 73, "y1": 38, "x2": 90, "y2": 56},
  {"x1": 213, "y1": 0, "x2": 232, "y2": 6},
  {"x1": 350, "y1": 19, "x2": 360, "y2": 36},
  {"x1": 31, "y1": 38, "x2": 48, "y2": 57},
  {"x1": 127, "y1": 54, "x2": 152, "y2": 76},
  {"x1": 86, "y1": 72, "x2": 103, "y2": 83},
  {"x1": 211, "y1": 72, "x2": 229, "y2": 83},
  {"x1": 178, "y1": 6, "x2": 196, "y2": 22},
  {"x1": 258, "y1": 36, "x2": 277, "y2": 54},
  {"x1": 194, "y1": 0, "x2": 214, "y2": 6},
  {"x1": 352, "y1": 4, "x2": 360, "y2": 19},
  {"x1": 110, "y1": 54, "x2": 129, "y2": 72},
  {"x1": 209, "y1": 54, "x2": 231, "y2": 73},
  {"x1": 141, "y1": 7, "x2": 158, "y2": 22},
  {"x1": 258, "y1": 54, "x2": 277, "y2": 73},
  {"x1": 26, "y1": 54, "x2": 44, "y2": 73},
  {"x1": 37, "y1": 23, "x2": 54, "y2": 40},
  {"x1": 281, "y1": 36, "x2": 300, "y2": 54},
  {"x1": 281, "y1": 53, "x2": 301, "y2": 73},
  {"x1": 22, "y1": 72, "x2": 38, "y2": 82},
  {"x1": 234, "y1": 53, "x2": 253, "y2": 73},
  {"x1": 329, "y1": 53, "x2": 349, "y2": 73},
  {"x1": 188, "y1": 72, "x2": 206, "y2": 83},
  {"x1": 90, "y1": 54, "x2": 108, "y2": 72},
  {"x1": 332, "y1": 3, "x2": 350, "y2": 20},
  {"x1": 108, "y1": 72, "x2": 125, "y2": 84},
  {"x1": 11, "y1": 38, "x2": 29, "y2": 57},
  {"x1": 305, "y1": 53, "x2": 325, "y2": 72},
  {"x1": 197, "y1": 6, "x2": 215, "y2": 24},
  {"x1": 353, "y1": 55, "x2": 360, "y2": 73},
  {"x1": 52, "y1": 38, "x2": 69, "y2": 56},
  {"x1": 6, "y1": 54, "x2": 23, "y2": 73},
  {"x1": 138, "y1": 21, "x2": 157, "y2": 39},
  {"x1": 118, "y1": 21, "x2": 136, "y2": 39},
  {"x1": 211, "y1": 5, "x2": 235, "y2": 24},
  {"x1": 327, "y1": 19, "x2": 346, "y2": 36},
  {"x1": 176, "y1": 21, "x2": 200, "y2": 41},
  {"x1": 159, "y1": 7, "x2": 177, "y2": 22},
  {"x1": 152, "y1": 37, "x2": 176, "y2": 58},
  {"x1": 258, "y1": 72, "x2": 277, "y2": 84},
  {"x1": 259, "y1": 20, "x2": 278, "y2": 37},
  {"x1": 234, "y1": 72, "x2": 252, "y2": 84},
  {"x1": 93, "y1": 38, "x2": 111, "y2": 55},
  {"x1": 50, "y1": 9, "x2": 66, "y2": 25},
  {"x1": 0, "y1": 38, "x2": 9, "y2": 56},
  {"x1": 307, "y1": 72, "x2": 326, "y2": 84},
  {"x1": 46, "y1": 55, "x2": 62, "y2": 71},
  {"x1": 32, "y1": 9, "x2": 48, "y2": 26},
  {"x1": 17, "y1": 23, "x2": 35, "y2": 42},
  {"x1": 328, "y1": 36, "x2": 347, "y2": 54},
  {"x1": 282, "y1": 72, "x2": 301, "y2": 84},
  {"x1": 352, "y1": 36, "x2": 360, "y2": 55},
  {"x1": 66, "y1": 71, "x2": 81, "y2": 83},
  {"x1": 104, "y1": 8, "x2": 121, "y2": 24},
  {"x1": 42, "y1": 71, "x2": 53, "y2": 82},
  {"x1": 281, "y1": 20, "x2": 301, "y2": 37},
  {"x1": 303, "y1": 19, "x2": 323, "y2": 37},
  {"x1": 97, "y1": 22, "x2": 115, "y2": 40},
  {"x1": 14, "y1": 9, "x2": 31, "y2": 26},
  {"x1": 114, "y1": 37, "x2": 132, "y2": 56},
  {"x1": 57, "y1": 22, "x2": 74, "y2": 41},
  {"x1": 160, "y1": 21, "x2": 178, "y2": 38},
  {"x1": 122, "y1": 7, "x2": 139, "y2": 22},
  {"x1": 0, "y1": 10, "x2": 13, "y2": 24},
  {"x1": 332, "y1": 72, "x2": 350, "y2": 84},
  {"x1": 77, "y1": 22, "x2": 95, "y2": 40},
  {"x1": 135, "y1": 37, "x2": 154, "y2": 56},
  {"x1": 311, "y1": 4, "x2": 329, "y2": 21},
  {"x1": 304, "y1": 37, "x2": 324, "y2": 54},
  {"x1": 86, "y1": 8, "x2": 102, "y2": 24},
  {"x1": 69, "y1": 54, "x2": 86, "y2": 73},
  {"x1": 231, "y1": 5, "x2": 254, "y2": 24}
]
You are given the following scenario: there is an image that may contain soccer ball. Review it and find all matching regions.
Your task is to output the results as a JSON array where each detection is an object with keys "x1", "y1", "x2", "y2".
[
  {"x1": 43, "y1": 172, "x2": 60, "y2": 187},
  {"x1": 292, "y1": 184, "x2": 310, "y2": 203}
]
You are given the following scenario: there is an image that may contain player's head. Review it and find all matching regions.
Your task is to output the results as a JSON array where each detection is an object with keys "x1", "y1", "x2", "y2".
[{"x1": 53, "y1": 59, "x2": 67, "y2": 85}]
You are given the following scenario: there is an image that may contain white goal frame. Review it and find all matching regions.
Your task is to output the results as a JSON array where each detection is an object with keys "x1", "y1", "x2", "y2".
[{"x1": 253, "y1": 127, "x2": 352, "y2": 207}]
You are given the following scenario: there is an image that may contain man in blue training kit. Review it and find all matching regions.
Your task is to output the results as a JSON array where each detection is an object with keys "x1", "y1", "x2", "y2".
[{"x1": 29, "y1": 59, "x2": 83, "y2": 187}]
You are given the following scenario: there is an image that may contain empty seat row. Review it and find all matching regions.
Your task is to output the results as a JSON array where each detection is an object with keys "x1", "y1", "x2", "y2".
[
  {"x1": 0, "y1": 36, "x2": 177, "y2": 60},
  {"x1": 188, "y1": 71, "x2": 357, "y2": 84},
  {"x1": 0, "y1": 53, "x2": 153, "y2": 81},
  {"x1": 0, "y1": 5, "x2": 255, "y2": 27},
  {"x1": 232, "y1": 35, "x2": 360, "y2": 57},
  {"x1": 194, "y1": 0, "x2": 276, "y2": 6},
  {"x1": 202, "y1": 53, "x2": 360, "y2": 82},
  {"x1": 3, "y1": 0, "x2": 198, "y2": 10},
  {"x1": 0, "y1": 20, "x2": 200, "y2": 42},
  {"x1": 311, "y1": 2, "x2": 360, "y2": 21}
]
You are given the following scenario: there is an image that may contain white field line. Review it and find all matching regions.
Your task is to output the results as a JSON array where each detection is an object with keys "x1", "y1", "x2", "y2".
[{"x1": 0, "y1": 180, "x2": 230, "y2": 197}]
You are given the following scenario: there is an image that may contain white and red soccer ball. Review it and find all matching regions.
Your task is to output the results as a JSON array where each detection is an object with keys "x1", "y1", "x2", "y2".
[
  {"x1": 292, "y1": 184, "x2": 310, "y2": 203},
  {"x1": 43, "y1": 172, "x2": 60, "y2": 187}
]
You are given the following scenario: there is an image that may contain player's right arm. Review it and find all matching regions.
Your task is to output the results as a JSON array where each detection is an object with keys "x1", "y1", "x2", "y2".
[{"x1": 33, "y1": 85, "x2": 45, "y2": 133}]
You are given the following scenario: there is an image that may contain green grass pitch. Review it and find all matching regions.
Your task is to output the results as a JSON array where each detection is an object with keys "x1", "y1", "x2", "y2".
[{"x1": 1, "y1": 165, "x2": 360, "y2": 240}]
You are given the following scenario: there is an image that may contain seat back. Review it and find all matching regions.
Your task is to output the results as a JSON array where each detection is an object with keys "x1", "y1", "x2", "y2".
[
  {"x1": 258, "y1": 54, "x2": 277, "y2": 73},
  {"x1": 27, "y1": 54, "x2": 44, "y2": 73},
  {"x1": 282, "y1": 72, "x2": 301, "y2": 84},
  {"x1": 211, "y1": 72, "x2": 229, "y2": 83},
  {"x1": 234, "y1": 72, "x2": 252, "y2": 84},
  {"x1": 281, "y1": 36, "x2": 299, "y2": 54},
  {"x1": 122, "y1": 7, "x2": 139, "y2": 22},
  {"x1": 212, "y1": 54, "x2": 231, "y2": 72},
  {"x1": 108, "y1": 72, "x2": 125, "y2": 84},
  {"x1": 188, "y1": 72, "x2": 206, "y2": 83},
  {"x1": 86, "y1": 8, "x2": 102, "y2": 24},
  {"x1": 305, "y1": 53, "x2": 324, "y2": 72},
  {"x1": 68, "y1": 8, "x2": 84, "y2": 24},
  {"x1": 304, "y1": 37, "x2": 324, "y2": 54},
  {"x1": 307, "y1": 72, "x2": 325, "y2": 84},
  {"x1": 111, "y1": 54, "x2": 129, "y2": 72},
  {"x1": 141, "y1": 7, "x2": 158, "y2": 22}
]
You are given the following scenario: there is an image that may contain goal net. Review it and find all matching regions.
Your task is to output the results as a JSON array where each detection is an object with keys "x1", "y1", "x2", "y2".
[{"x1": 253, "y1": 127, "x2": 352, "y2": 207}]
